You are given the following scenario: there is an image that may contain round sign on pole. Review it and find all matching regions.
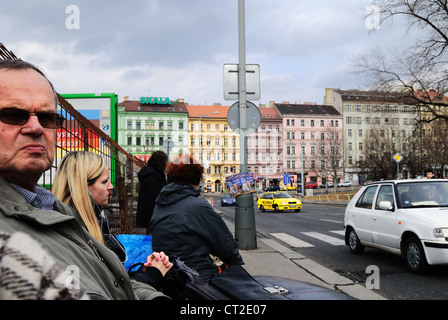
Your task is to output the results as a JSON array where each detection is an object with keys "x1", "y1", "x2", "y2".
[{"x1": 226, "y1": 101, "x2": 261, "y2": 134}]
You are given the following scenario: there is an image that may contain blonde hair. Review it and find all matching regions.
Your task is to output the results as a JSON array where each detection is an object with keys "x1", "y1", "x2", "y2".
[{"x1": 52, "y1": 151, "x2": 106, "y2": 244}]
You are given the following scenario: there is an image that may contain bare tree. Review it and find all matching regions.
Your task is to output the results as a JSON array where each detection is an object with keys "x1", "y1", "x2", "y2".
[
  {"x1": 361, "y1": 127, "x2": 397, "y2": 180},
  {"x1": 420, "y1": 118, "x2": 448, "y2": 176},
  {"x1": 356, "y1": 0, "x2": 448, "y2": 121}
]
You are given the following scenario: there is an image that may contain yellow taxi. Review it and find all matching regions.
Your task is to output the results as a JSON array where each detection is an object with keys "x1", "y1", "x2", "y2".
[{"x1": 257, "y1": 191, "x2": 302, "y2": 212}]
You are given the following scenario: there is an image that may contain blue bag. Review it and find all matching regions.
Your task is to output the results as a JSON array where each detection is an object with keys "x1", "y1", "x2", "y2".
[{"x1": 116, "y1": 234, "x2": 152, "y2": 271}]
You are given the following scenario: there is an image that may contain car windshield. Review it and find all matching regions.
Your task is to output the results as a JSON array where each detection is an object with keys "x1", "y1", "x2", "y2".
[
  {"x1": 398, "y1": 181, "x2": 448, "y2": 208},
  {"x1": 273, "y1": 192, "x2": 292, "y2": 199}
]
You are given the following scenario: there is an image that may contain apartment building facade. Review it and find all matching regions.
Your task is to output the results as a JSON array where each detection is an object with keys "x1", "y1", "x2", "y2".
[
  {"x1": 325, "y1": 88, "x2": 419, "y2": 183},
  {"x1": 247, "y1": 105, "x2": 283, "y2": 189},
  {"x1": 186, "y1": 104, "x2": 239, "y2": 193},
  {"x1": 274, "y1": 102, "x2": 344, "y2": 186},
  {"x1": 117, "y1": 97, "x2": 189, "y2": 162}
]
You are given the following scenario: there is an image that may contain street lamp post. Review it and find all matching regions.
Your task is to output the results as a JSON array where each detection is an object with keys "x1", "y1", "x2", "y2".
[{"x1": 234, "y1": 0, "x2": 257, "y2": 250}]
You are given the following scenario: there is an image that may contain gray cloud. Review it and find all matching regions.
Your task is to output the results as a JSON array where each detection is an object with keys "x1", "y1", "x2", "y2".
[{"x1": 0, "y1": 0, "x2": 422, "y2": 105}]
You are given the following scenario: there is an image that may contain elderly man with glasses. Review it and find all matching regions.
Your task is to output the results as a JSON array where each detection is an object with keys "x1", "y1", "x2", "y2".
[{"x1": 0, "y1": 59, "x2": 168, "y2": 300}]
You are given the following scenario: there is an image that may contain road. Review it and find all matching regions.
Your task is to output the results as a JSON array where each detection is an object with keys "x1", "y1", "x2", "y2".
[{"x1": 213, "y1": 195, "x2": 448, "y2": 300}]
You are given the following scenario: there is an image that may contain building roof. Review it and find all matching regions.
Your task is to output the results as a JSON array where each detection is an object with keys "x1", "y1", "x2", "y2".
[
  {"x1": 185, "y1": 105, "x2": 230, "y2": 118},
  {"x1": 413, "y1": 89, "x2": 448, "y2": 102},
  {"x1": 118, "y1": 100, "x2": 188, "y2": 113},
  {"x1": 275, "y1": 103, "x2": 341, "y2": 117},
  {"x1": 334, "y1": 89, "x2": 448, "y2": 104},
  {"x1": 258, "y1": 106, "x2": 282, "y2": 120}
]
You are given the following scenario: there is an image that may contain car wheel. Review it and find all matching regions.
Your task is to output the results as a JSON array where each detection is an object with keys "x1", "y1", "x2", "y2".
[
  {"x1": 260, "y1": 205, "x2": 265, "y2": 212},
  {"x1": 347, "y1": 228, "x2": 364, "y2": 254},
  {"x1": 404, "y1": 236, "x2": 428, "y2": 274},
  {"x1": 273, "y1": 205, "x2": 280, "y2": 213},
  {"x1": 294, "y1": 209, "x2": 301, "y2": 212}
]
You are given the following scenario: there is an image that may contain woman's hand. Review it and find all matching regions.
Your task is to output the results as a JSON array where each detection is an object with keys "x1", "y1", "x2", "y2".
[{"x1": 143, "y1": 251, "x2": 173, "y2": 277}]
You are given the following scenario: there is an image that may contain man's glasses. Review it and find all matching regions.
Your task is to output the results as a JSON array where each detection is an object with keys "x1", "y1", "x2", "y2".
[{"x1": 0, "y1": 107, "x2": 64, "y2": 129}]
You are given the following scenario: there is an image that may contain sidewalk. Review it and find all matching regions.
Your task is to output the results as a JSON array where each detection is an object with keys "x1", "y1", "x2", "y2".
[{"x1": 216, "y1": 208, "x2": 386, "y2": 300}]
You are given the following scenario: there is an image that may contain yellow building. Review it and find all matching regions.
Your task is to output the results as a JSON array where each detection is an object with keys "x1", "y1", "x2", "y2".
[{"x1": 186, "y1": 105, "x2": 240, "y2": 193}]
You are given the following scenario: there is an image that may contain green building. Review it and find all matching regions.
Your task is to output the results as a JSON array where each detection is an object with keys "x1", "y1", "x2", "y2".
[{"x1": 118, "y1": 97, "x2": 189, "y2": 162}]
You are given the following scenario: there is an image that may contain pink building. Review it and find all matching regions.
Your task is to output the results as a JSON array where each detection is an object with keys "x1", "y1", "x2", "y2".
[
  {"x1": 274, "y1": 102, "x2": 344, "y2": 186},
  {"x1": 247, "y1": 105, "x2": 283, "y2": 190}
]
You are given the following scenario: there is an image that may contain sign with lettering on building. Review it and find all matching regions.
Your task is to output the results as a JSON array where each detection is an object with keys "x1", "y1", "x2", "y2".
[{"x1": 140, "y1": 97, "x2": 171, "y2": 105}]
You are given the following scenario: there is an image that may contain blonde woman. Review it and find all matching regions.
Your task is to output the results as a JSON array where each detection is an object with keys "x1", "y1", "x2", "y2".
[{"x1": 53, "y1": 151, "x2": 172, "y2": 288}]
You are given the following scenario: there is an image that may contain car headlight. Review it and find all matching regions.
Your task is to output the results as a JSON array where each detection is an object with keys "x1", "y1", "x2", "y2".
[
  {"x1": 433, "y1": 228, "x2": 448, "y2": 238},
  {"x1": 281, "y1": 202, "x2": 288, "y2": 205}
]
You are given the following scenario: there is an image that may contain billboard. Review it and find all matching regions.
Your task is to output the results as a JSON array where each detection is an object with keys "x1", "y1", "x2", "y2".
[
  {"x1": 60, "y1": 93, "x2": 118, "y2": 142},
  {"x1": 40, "y1": 93, "x2": 118, "y2": 187}
]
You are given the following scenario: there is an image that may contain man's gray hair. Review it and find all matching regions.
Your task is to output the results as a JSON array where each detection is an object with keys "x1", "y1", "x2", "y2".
[{"x1": 0, "y1": 59, "x2": 58, "y2": 107}]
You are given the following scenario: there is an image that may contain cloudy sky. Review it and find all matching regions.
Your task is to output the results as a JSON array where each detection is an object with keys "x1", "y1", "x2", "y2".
[{"x1": 1, "y1": 0, "x2": 416, "y2": 106}]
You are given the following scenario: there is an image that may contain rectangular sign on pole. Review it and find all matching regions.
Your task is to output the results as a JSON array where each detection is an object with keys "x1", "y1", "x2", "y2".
[{"x1": 223, "y1": 63, "x2": 260, "y2": 101}]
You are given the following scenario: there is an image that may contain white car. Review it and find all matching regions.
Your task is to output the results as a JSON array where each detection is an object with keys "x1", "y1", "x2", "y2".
[
  {"x1": 344, "y1": 179, "x2": 448, "y2": 273},
  {"x1": 338, "y1": 180, "x2": 352, "y2": 187}
]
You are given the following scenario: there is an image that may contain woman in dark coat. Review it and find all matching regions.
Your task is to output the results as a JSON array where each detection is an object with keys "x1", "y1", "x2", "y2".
[
  {"x1": 150, "y1": 154, "x2": 244, "y2": 280},
  {"x1": 136, "y1": 151, "x2": 168, "y2": 234}
]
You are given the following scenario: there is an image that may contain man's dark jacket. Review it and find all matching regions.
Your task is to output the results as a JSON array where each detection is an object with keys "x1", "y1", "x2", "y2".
[
  {"x1": 150, "y1": 182, "x2": 244, "y2": 280},
  {"x1": 136, "y1": 165, "x2": 166, "y2": 228}
]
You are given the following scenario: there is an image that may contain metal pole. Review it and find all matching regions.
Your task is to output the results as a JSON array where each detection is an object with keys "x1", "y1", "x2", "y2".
[
  {"x1": 235, "y1": 0, "x2": 256, "y2": 250},
  {"x1": 238, "y1": 0, "x2": 247, "y2": 171}
]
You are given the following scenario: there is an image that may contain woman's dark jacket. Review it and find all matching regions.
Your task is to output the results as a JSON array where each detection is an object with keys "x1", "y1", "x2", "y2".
[
  {"x1": 95, "y1": 205, "x2": 127, "y2": 263},
  {"x1": 150, "y1": 182, "x2": 244, "y2": 280},
  {"x1": 136, "y1": 165, "x2": 166, "y2": 228}
]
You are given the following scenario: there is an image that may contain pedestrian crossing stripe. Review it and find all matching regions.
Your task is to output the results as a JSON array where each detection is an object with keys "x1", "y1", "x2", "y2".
[
  {"x1": 270, "y1": 233, "x2": 314, "y2": 248},
  {"x1": 270, "y1": 231, "x2": 345, "y2": 248},
  {"x1": 302, "y1": 232, "x2": 345, "y2": 246}
]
